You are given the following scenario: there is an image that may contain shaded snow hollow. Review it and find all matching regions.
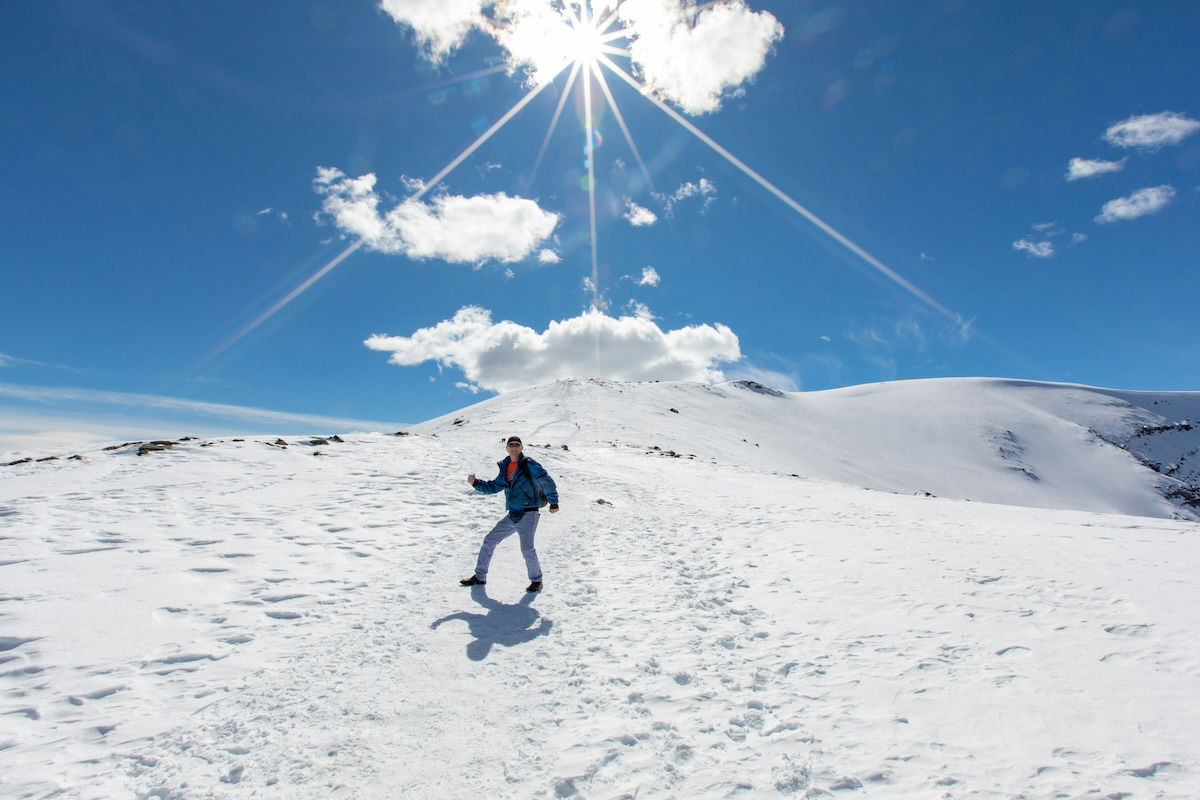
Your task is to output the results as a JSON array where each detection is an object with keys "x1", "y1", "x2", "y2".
[{"x1": 1, "y1": 377, "x2": 1198, "y2": 798}]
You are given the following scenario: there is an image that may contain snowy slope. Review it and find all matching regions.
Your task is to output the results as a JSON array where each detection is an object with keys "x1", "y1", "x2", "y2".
[
  {"x1": 414, "y1": 377, "x2": 1200, "y2": 520},
  {"x1": 2, "y1": 379, "x2": 1200, "y2": 799}
]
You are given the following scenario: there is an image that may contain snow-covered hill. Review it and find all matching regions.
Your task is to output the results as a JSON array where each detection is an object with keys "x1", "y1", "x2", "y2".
[
  {"x1": 2, "y1": 378, "x2": 1199, "y2": 798},
  {"x1": 414, "y1": 377, "x2": 1200, "y2": 521}
]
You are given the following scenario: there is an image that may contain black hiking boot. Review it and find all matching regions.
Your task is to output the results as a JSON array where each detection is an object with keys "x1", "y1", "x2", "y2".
[
  {"x1": 460, "y1": 575, "x2": 486, "y2": 586},
  {"x1": 526, "y1": 581, "x2": 543, "y2": 593}
]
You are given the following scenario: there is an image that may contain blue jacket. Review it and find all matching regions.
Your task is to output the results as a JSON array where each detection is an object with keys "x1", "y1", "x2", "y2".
[{"x1": 474, "y1": 455, "x2": 559, "y2": 511}]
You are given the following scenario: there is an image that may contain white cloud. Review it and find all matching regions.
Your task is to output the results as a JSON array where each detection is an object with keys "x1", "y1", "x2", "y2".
[
  {"x1": 894, "y1": 316, "x2": 927, "y2": 351},
  {"x1": 1013, "y1": 238, "x2": 1055, "y2": 258},
  {"x1": 1012, "y1": 222, "x2": 1089, "y2": 258},
  {"x1": 949, "y1": 316, "x2": 975, "y2": 347},
  {"x1": 0, "y1": 382, "x2": 404, "y2": 454},
  {"x1": 672, "y1": 177, "x2": 716, "y2": 202},
  {"x1": 623, "y1": 200, "x2": 658, "y2": 227},
  {"x1": 1066, "y1": 157, "x2": 1126, "y2": 181},
  {"x1": 491, "y1": 0, "x2": 595, "y2": 86},
  {"x1": 257, "y1": 207, "x2": 290, "y2": 222},
  {"x1": 313, "y1": 167, "x2": 559, "y2": 264},
  {"x1": 537, "y1": 249, "x2": 561, "y2": 263},
  {"x1": 638, "y1": 266, "x2": 661, "y2": 287},
  {"x1": 363, "y1": 306, "x2": 742, "y2": 392},
  {"x1": 655, "y1": 177, "x2": 717, "y2": 215},
  {"x1": 1104, "y1": 112, "x2": 1200, "y2": 150},
  {"x1": 378, "y1": 0, "x2": 487, "y2": 60},
  {"x1": 381, "y1": 0, "x2": 783, "y2": 115},
  {"x1": 624, "y1": 300, "x2": 657, "y2": 321},
  {"x1": 1095, "y1": 185, "x2": 1177, "y2": 224},
  {"x1": 0, "y1": 352, "x2": 86, "y2": 374},
  {"x1": 618, "y1": 0, "x2": 784, "y2": 115}
]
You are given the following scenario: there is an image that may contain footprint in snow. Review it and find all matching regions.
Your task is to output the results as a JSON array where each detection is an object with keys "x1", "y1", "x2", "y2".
[
  {"x1": 995, "y1": 645, "x2": 1031, "y2": 657},
  {"x1": 1104, "y1": 623, "x2": 1153, "y2": 637}
]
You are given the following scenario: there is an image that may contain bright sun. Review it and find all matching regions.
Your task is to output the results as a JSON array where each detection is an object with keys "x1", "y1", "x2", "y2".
[{"x1": 567, "y1": 13, "x2": 607, "y2": 63}]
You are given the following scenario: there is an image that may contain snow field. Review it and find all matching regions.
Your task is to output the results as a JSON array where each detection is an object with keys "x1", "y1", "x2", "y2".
[{"x1": 2, "y1": 429, "x2": 1198, "y2": 798}]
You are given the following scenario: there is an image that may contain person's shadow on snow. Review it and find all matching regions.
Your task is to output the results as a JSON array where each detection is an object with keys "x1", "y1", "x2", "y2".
[{"x1": 431, "y1": 585, "x2": 553, "y2": 661}]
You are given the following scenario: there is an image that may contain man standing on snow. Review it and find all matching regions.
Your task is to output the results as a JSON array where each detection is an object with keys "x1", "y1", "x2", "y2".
[{"x1": 461, "y1": 435, "x2": 559, "y2": 593}]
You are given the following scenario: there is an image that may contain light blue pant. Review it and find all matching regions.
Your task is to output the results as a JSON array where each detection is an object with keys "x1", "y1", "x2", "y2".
[{"x1": 475, "y1": 511, "x2": 542, "y2": 582}]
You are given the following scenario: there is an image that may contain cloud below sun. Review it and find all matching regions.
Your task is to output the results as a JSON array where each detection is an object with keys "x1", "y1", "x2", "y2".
[
  {"x1": 364, "y1": 306, "x2": 741, "y2": 393},
  {"x1": 313, "y1": 167, "x2": 558, "y2": 264}
]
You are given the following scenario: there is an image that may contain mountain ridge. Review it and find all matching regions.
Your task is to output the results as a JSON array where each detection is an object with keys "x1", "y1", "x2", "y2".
[{"x1": 413, "y1": 376, "x2": 1200, "y2": 520}]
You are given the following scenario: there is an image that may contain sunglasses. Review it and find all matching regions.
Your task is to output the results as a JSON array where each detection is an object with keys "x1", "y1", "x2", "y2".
[{"x1": 507, "y1": 442, "x2": 523, "y2": 447}]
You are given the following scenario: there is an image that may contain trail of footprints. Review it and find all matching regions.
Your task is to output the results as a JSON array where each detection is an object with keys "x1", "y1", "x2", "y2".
[{"x1": 533, "y1": 472, "x2": 821, "y2": 798}]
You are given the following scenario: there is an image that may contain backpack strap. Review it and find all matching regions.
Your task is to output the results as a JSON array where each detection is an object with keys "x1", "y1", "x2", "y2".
[{"x1": 519, "y1": 460, "x2": 549, "y2": 508}]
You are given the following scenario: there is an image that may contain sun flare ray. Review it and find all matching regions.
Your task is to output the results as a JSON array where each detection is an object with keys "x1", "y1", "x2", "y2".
[
  {"x1": 209, "y1": 69, "x2": 566, "y2": 362},
  {"x1": 203, "y1": 239, "x2": 365, "y2": 364},
  {"x1": 414, "y1": 72, "x2": 563, "y2": 201},
  {"x1": 597, "y1": 54, "x2": 962, "y2": 324},
  {"x1": 591, "y1": 60, "x2": 655, "y2": 192},
  {"x1": 530, "y1": 60, "x2": 582, "y2": 185},
  {"x1": 584, "y1": 58, "x2": 600, "y2": 308}
]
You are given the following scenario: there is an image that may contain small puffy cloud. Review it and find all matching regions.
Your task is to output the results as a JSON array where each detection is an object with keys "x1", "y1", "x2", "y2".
[
  {"x1": 1012, "y1": 221, "x2": 1088, "y2": 258},
  {"x1": 624, "y1": 200, "x2": 658, "y2": 227},
  {"x1": 1066, "y1": 157, "x2": 1126, "y2": 181},
  {"x1": 624, "y1": 300, "x2": 656, "y2": 321},
  {"x1": 1013, "y1": 238, "x2": 1054, "y2": 258},
  {"x1": 619, "y1": 0, "x2": 784, "y2": 115},
  {"x1": 1095, "y1": 185, "x2": 1177, "y2": 224},
  {"x1": 313, "y1": 167, "x2": 558, "y2": 263},
  {"x1": 1104, "y1": 112, "x2": 1200, "y2": 150},
  {"x1": 672, "y1": 177, "x2": 716, "y2": 203},
  {"x1": 537, "y1": 249, "x2": 561, "y2": 264},
  {"x1": 364, "y1": 306, "x2": 742, "y2": 392},
  {"x1": 378, "y1": 0, "x2": 487, "y2": 60},
  {"x1": 257, "y1": 207, "x2": 290, "y2": 222},
  {"x1": 655, "y1": 177, "x2": 717, "y2": 215},
  {"x1": 637, "y1": 266, "x2": 661, "y2": 287}
]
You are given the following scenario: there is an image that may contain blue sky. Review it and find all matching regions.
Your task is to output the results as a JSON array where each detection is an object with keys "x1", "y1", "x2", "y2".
[{"x1": 2, "y1": 1, "x2": 1199, "y2": 451}]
